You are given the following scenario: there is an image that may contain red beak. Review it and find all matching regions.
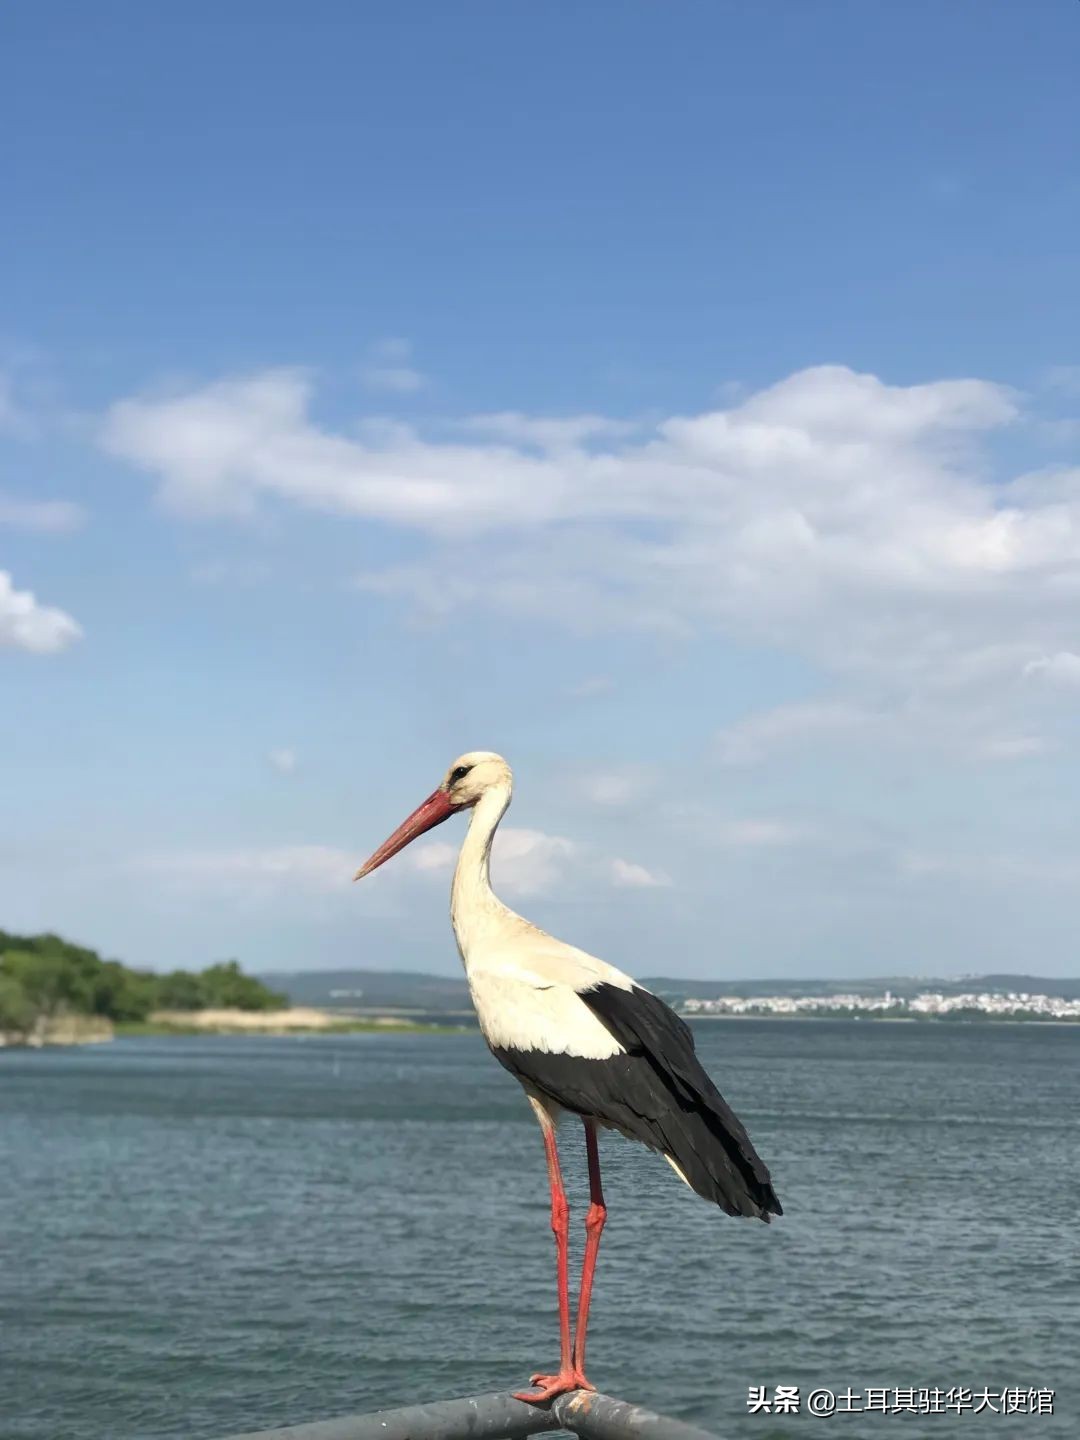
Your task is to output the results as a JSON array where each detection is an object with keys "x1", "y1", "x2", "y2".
[{"x1": 353, "y1": 788, "x2": 458, "y2": 880}]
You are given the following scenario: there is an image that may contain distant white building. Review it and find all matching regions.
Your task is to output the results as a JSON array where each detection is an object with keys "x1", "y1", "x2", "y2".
[{"x1": 679, "y1": 989, "x2": 1080, "y2": 1021}]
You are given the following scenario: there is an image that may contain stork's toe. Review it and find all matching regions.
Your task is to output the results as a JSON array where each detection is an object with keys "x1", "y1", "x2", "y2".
[{"x1": 514, "y1": 1369, "x2": 594, "y2": 1404}]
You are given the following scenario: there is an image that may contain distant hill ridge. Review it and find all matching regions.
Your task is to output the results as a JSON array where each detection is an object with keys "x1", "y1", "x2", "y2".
[
  {"x1": 262, "y1": 967, "x2": 1080, "y2": 1012},
  {"x1": 263, "y1": 968, "x2": 472, "y2": 1011}
]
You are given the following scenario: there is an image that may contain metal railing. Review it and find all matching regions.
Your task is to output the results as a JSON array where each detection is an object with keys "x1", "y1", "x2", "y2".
[{"x1": 217, "y1": 1389, "x2": 720, "y2": 1440}]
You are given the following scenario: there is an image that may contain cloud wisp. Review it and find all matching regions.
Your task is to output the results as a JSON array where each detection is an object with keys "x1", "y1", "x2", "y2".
[
  {"x1": 137, "y1": 825, "x2": 666, "y2": 906},
  {"x1": 0, "y1": 492, "x2": 84, "y2": 534},
  {"x1": 359, "y1": 338, "x2": 427, "y2": 394},
  {"x1": 0, "y1": 570, "x2": 82, "y2": 654},
  {"x1": 609, "y1": 857, "x2": 670, "y2": 889},
  {"x1": 1023, "y1": 651, "x2": 1080, "y2": 688}
]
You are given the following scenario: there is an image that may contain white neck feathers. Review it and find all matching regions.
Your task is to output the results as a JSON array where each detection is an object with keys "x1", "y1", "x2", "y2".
[{"x1": 450, "y1": 781, "x2": 512, "y2": 958}]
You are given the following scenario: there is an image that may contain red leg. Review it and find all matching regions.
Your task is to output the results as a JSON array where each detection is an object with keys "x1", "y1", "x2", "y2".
[
  {"x1": 571, "y1": 1118, "x2": 606, "y2": 1379},
  {"x1": 514, "y1": 1104, "x2": 591, "y2": 1403}
]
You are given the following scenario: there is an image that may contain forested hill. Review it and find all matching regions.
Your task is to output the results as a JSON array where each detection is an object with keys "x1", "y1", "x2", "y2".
[{"x1": 0, "y1": 929, "x2": 285, "y2": 1041}]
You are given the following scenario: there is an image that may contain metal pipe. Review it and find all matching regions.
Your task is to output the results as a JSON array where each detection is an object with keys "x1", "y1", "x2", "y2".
[
  {"x1": 216, "y1": 1389, "x2": 720, "y2": 1440},
  {"x1": 555, "y1": 1391, "x2": 719, "y2": 1440}
]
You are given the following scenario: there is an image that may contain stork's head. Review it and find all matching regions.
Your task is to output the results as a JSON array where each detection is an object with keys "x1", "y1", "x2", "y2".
[{"x1": 353, "y1": 751, "x2": 512, "y2": 880}]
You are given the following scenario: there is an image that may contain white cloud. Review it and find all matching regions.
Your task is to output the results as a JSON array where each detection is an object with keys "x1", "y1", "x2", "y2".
[
  {"x1": 361, "y1": 366, "x2": 426, "y2": 395},
  {"x1": 145, "y1": 826, "x2": 656, "y2": 906},
  {"x1": 714, "y1": 819, "x2": 808, "y2": 848},
  {"x1": 100, "y1": 360, "x2": 1080, "y2": 729},
  {"x1": 900, "y1": 847, "x2": 1080, "y2": 887},
  {"x1": 412, "y1": 825, "x2": 670, "y2": 899},
  {"x1": 100, "y1": 359, "x2": 1022, "y2": 546},
  {"x1": 580, "y1": 767, "x2": 653, "y2": 808},
  {"x1": 1023, "y1": 651, "x2": 1080, "y2": 688},
  {"x1": 0, "y1": 491, "x2": 84, "y2": 533},
  {"x1": 0, "y1": 570, "x2": 82, "y2": 654},
  {"x1": 411, "y1": 826, "x2": 577, "y2": 898},
  {"x1": 662, "y1": 799, "x2": 814, "y2": 852},
  {"x1": 268, "y1": 747, "x2": 298, "y2": 775},
  {"x1": 715, "y1": 700, "x2": 874, "y2": 766},
  {"x1": 566, "y1": 674, "x2": 614, "y2": 699},
  {"x1": 137, "y1": 844, "x2": 355, "y2": 894},
  {"x1": 131, "y1": 825, "x2": 671, "y2": 920},
  {"x1": 975, "y1": 735, "x2": 1048, "y2": 761},
  {"x1": 460, "y1": 412, "x2": 636, "y2": 449},
  {"x1": 715, "y1": 695, "x2": 1060, "y2": 767},
  {"x1": 609, "y1": 857, "x2": 670, "y2": 888},
  {"x1": 360, "y1": 337, "x2": 426, "y2": 394},
  {"x1": 102, "y1": 368, "x2": 560, "y2": 529},
  {"x1": 405, "y1": 840, "x2": 459, "y2": 874}
]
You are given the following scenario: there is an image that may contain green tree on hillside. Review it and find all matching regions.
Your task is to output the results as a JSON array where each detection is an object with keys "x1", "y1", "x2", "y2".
[
  {"x1": 0, "y1": 971, "x2": 37, "y2": 1038},
  {"x1": 201, "y1": 960, "x2": 286, "y2": 1010},
  {"x1": 1, "y1": 948, "x2": 91, "y2": 1019},
  {"x1": 0, "y1": 931, "x2": 285, "y2": 1037},
  {"x1": 153, "y1": 970, "x2": 207, "y2": 1010},
  {"x1": 90, "y1": 961, "x2": 157, "y2": 1022}
]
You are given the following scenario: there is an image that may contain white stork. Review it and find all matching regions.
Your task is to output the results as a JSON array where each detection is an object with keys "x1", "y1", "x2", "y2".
[{"x1": 354, "y1": 751, "x2": 781, "y2": 1403}]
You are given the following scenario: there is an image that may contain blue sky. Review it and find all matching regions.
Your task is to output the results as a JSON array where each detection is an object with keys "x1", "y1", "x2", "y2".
[{"x1": 3, "y1": 1, "x2": 1080, "y2": 979}]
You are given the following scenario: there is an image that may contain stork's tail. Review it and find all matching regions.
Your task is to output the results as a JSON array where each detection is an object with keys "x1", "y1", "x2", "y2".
[
  {"x1": 579, "y1": 982, "x2": 783, "y2": 1223},
  {"x1": 660, "y1": 1092, "x2": 783, "y2": 1222}
]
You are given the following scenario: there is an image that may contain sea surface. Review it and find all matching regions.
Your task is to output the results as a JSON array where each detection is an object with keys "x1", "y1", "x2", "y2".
[{"x1": 1, "y1": 1021, "x2": 1078, "y2": 1439}]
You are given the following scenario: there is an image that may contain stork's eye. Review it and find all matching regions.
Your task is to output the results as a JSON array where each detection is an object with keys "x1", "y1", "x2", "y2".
[{"x1": 450, "y1": 765, "x2": 472, "y2": 784}]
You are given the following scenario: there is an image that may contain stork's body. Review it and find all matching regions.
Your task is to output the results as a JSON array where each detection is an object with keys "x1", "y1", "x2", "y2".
[{"x1": 356, "y1": 753, "x2": 781, "y2": 1402}]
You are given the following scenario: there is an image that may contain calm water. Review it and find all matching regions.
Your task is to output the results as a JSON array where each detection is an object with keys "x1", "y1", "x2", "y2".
[{"x1": 1, "y1": 1021, "x2": 1078, "y2": 1439}]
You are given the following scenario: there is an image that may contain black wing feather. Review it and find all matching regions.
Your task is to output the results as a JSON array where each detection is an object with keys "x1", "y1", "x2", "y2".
[
  {"x1": 580, "y1": 983, "x2": 781, "y2": 1217},
  {"x1": 491, "y1": 982, "x2": 782, "y2": 1222}
]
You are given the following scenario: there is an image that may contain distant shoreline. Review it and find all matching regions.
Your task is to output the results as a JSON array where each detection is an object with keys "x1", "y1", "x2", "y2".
[
  {"x1": 8, "y1": 1009, "x2": 1078, "y2": 1050},
  {"x1": 120, "y1": 1011, "x2": 1080, "y2": 1036},
  {"x1": 116, "y1": 1006, "x2": 460, "y2": 1038},
  {"x1": 1, "y1": 1006, "x2": 463, "y2": 1048}
]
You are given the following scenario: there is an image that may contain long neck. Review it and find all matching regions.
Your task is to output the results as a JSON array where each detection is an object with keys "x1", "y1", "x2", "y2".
[{"x1": 451, "y1": 782, "x2": 511, "y2": 959}]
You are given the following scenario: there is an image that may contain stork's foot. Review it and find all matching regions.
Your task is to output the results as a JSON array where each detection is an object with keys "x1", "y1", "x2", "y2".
[{"x1": 513, "y1": 1368, "x2": 594, "y2": 1404}]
